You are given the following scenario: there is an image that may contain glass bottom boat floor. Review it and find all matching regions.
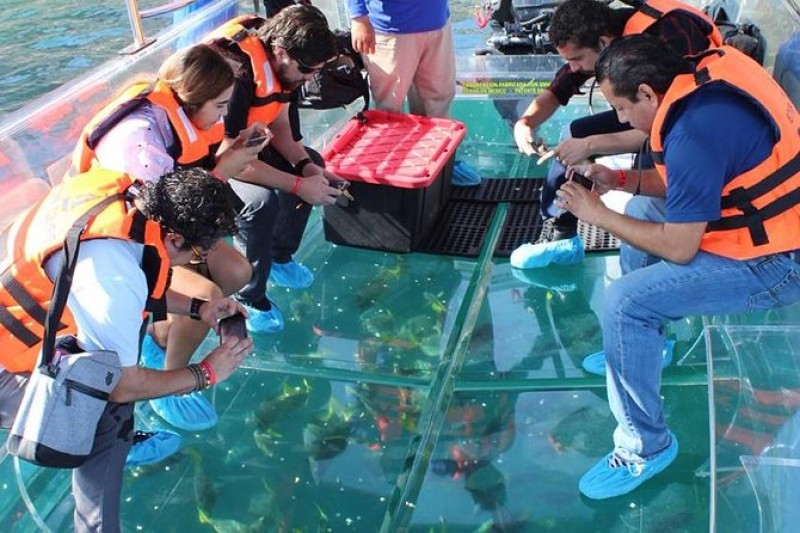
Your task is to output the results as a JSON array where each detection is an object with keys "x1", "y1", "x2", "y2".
[{"x1": 2, "y1": 98, "x2": 800, "y2": 533}]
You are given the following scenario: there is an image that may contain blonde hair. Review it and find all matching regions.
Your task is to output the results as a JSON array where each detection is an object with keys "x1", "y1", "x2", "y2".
[{"x1": 158, "y1": 44, "x2": 235, "y2": 113}]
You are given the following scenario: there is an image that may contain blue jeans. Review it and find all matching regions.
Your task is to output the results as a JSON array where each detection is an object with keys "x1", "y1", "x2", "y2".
[
  {"x1": 604, "y1": 248, "x2": 800, "y2": 458},
  {"x1": 541, "y1": 110, "x2": 634, "y2": 220},
  {"x1": 619, "y1": 196, "x2": 666, "y2": 274}
]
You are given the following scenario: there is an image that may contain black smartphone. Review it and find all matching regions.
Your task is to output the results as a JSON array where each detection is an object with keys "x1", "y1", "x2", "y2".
[
  {"x1": 570, "y1": 172, "x2": 594, "y2": 190},
  {"x1": 245, "y1": 130, "x2": 268, "y2": 148},
  {"x1": 218, "y1": 313, "x2": 248, "y2": 343}
]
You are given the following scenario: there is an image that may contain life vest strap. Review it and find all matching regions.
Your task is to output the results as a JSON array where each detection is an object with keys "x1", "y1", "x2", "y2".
[
  {"x1": 0, "y1": 304, "x2": 40, "y2": 348},
  {"x1": 252, "y1": 91, "x2": 294, "y2": 108},
  {"x1": 638, "y1": 3, "x2": 663, "y2": 20},
  {"x1": 0, "y1": 271, "x2": 56, "y2": 330},
  {"x1": 707, "y1": 186, "x2": 800, "y2": 245},
  {"x1": 720, "y1": 151, "x2": 800, "y2": 210}
]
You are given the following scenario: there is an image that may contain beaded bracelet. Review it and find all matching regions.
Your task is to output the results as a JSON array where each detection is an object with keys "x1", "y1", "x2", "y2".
[
  {"x1": 187, "y1": 363, "x2": 209, "y2": 392},
  {"x1": 199, "y1": 360, "x2": 217, "y2": 386}
]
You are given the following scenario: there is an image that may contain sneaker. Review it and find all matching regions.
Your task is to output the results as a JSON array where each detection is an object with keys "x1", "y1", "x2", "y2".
[
  {"x1": 269, "y1": 260, "x2": 313, "y2": 289},
  {"x1": 125, "y1": 430, "x2": 182, "y2": 468},
  {"x1": 140, "y1": 332, "x2": 166, "y2": 369},
  {"x1": 452, "y1": 160, "x2": 481, "y2": 187},
  {"x1": 150, "y1": 393, "x2": 218, "y2": 431},
  {"x1": 510, "y1": 235, "x2": 585, "y2": 269},
  {"x1": 579, "y1": 434, "x2": 679, "y2": 499},
  {"x1": 582, "y1": 339, "x2": 676, "y2": 376},
  {"x1": 244, "y1": 302, "x2": 284, "y2": 333}
]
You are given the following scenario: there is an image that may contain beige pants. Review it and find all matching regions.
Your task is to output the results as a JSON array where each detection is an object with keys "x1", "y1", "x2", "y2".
[{"x1": 364, "y1": 22, "x2": 456, "y2": 118}]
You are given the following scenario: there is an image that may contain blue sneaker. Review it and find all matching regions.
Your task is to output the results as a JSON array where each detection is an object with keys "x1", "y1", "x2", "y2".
[
  {"x1": 269, "y1": 260, "x2": 313, "y2": 289},
  {"x1": 582, "y1": 339, "x2": 676, "y2": 376},
  {"x1": 579, "y1": 434, "x2": 679, "y2": 499},
  {"x1": 125, "y1": 430, "x2": 182, "y2": 468},
  {"x1": 149, "y1": 392, "x2": 218, "y2": 431},
  {"x1": 452, "y1": 160, "x2": 481, "y2": 187},
  {"x1": 140, "y1": 332, "x2": 166, "y2": 369},
  {"x1": 510, "y1": 235, "x2": 585, "y2": 269},
  {"x1": 244, "y1": 302, "x2": 284, "y2": 333}
]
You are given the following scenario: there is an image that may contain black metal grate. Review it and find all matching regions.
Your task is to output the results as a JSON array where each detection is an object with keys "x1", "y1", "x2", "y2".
[
  {"x1": 417, "y1": 200, "x2": 621, "y2": 258},
  {"x1": 450, "y1": 178, "x2": 542, "y2": 203},
  {"x1": 578, "y1": 220, "x2": 623, "y2": 252},
  {"x1": 416, "y1": 201, "x2": 496, "y2": 257},
  {"x1": 495, "y1": 203, "x2": 546, "y2": 257}
]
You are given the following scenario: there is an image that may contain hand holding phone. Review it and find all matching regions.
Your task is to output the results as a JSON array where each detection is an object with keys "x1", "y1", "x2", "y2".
[
  {"x1": 569, "y1": 171, "x2": 594, "y2": 190},
  {"x1": 245, "y1": 129, "x2": 269, "y2": 148},
  {"x1": 218, "y1": 313, "x2": 248, "y2": 344}
]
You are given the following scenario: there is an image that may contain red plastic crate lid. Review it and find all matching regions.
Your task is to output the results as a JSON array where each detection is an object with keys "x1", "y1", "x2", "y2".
[{"x1": 321, "y1": 110, "x2": 466, "y2": 188}]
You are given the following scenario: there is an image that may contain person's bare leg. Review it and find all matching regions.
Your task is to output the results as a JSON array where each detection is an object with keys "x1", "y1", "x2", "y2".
[{"x1": 154, "y1": 242, "x2": 251, "y2": 370}]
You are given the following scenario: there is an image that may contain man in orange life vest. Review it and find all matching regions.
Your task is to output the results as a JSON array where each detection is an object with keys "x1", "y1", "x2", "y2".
[
  {"x1": 207, "y1": 5, "x2": 345, "y2": 333},
  {"x1": 0, "y1": 167, "x2": 253, "y2": 531},
  {"x1": 511, "y1": 0, "x2": 724, "y2": 270},
  {"x1": 557, "y1": 35, "x2": 800, "y2": 499}
]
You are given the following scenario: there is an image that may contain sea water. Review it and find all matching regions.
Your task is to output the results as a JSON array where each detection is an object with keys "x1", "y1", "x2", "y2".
[{"x1": 0, "y1": 0, "x2": 485, "y2": 117}]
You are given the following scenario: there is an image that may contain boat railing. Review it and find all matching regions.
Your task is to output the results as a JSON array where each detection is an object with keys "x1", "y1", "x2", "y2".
[{"x1": 121, "y1": 0, "x2": 199, "y2": 54}]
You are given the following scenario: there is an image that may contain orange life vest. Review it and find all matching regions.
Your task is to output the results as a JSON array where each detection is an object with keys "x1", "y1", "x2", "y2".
[
  {"x1": 650, "y1": 47, "x2": 800, "y2": 260},
  {"x1": 70, "y1": 80, "x2": 224, "y2": 175},
  {"x1": 205, "y1": 15, "x2": 293, "y2": 127},
  {"x1": 623, "y1": 0, "x2": 723, "y2": 48},
  {"x1": 0, "y1": 168, "x2": 171, "y2": 373}
]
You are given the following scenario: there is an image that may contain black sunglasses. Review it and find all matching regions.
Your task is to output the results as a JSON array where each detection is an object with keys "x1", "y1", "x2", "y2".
[{"x1": 291, "y1": 53, "x2": 323, "y2": 74}]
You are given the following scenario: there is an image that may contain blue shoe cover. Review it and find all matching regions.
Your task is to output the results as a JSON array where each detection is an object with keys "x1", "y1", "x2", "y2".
[
  {"x1": 140, "y1": 333, "x2": 166, "y2": 369},
  {"x1": 452, "y1": 160, "x2": 481, "y2": 187},
  {"x1": 150, "y1": 392, "x2": 218, "y2": 431},
  {"x1": 579, "y1": 434, "x2": 679, "y2": 499},
  {"x1": 269, "y1": 260, "x2": 313, "y2": 289},
  {"x1": 581, "y1": 339, "x2": 676, "y2": 376},
  {"x1": 244, "y1": 303, "x2": 284, "y2": 334},
  {"x1": 125, "y1": 430, "x2": 182, "y2": 468},
  {"x1": 510, "y1": 235, "x2": 585, "y2": 269},
  {"x1": 511, "y1": 267, "x2": 577, "y2": 293}
]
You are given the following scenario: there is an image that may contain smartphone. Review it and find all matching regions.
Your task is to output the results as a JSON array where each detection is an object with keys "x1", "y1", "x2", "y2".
[
  {"x1": 218, "y1": 313, "x2": 248, "y2": 343},
  {"x1": 244, "y1": 130, "x2": 268, "y2": 148},
  {"x1": 570, "y1": 172, "x2": 594, "y2": 190}
]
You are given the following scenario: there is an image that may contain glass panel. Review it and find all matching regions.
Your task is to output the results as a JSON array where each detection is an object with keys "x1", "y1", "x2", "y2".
[
  {"x1": 689, "y1": 326, "x2": 800, "y2": 532},
  {"x1": 1, "y1": 0, "x2": 800, "y2": 531},
  {"x1": 407, "y1": 386, "x2": 711, "y2": 531}
]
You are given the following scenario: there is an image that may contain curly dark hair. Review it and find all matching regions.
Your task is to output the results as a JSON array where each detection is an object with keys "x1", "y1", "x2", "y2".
[
  {"x1": 258, "y1": 4, "x2": 337, "y2": 67},
  {"x1": 549, "y1": 0, "x2": 623, "y2": 49},
  {"x1": 137, "y1": 168, "x2": 238, "y2": 250},
  {"x1": 596, "y1": 35, "x2": 692, "y2": 101}
]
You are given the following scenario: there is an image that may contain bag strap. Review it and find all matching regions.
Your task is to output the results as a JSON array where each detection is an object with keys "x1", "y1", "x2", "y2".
[{"x1": 39, "y1": 195, "x2": 123, "y2": 372}]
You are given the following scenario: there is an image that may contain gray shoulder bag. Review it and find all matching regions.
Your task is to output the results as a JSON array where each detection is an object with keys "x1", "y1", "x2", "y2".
[{"x1": 7, "y1": 195, "x2": 124, "y2": 468}]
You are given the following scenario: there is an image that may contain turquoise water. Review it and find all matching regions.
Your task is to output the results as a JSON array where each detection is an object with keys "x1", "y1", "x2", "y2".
[
  {"x1": 0, "y1": 0, "x2": 174, "y2": 116},
  {"x1": 0, "y1": 0, "x2": 485, "y2": 117}
]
